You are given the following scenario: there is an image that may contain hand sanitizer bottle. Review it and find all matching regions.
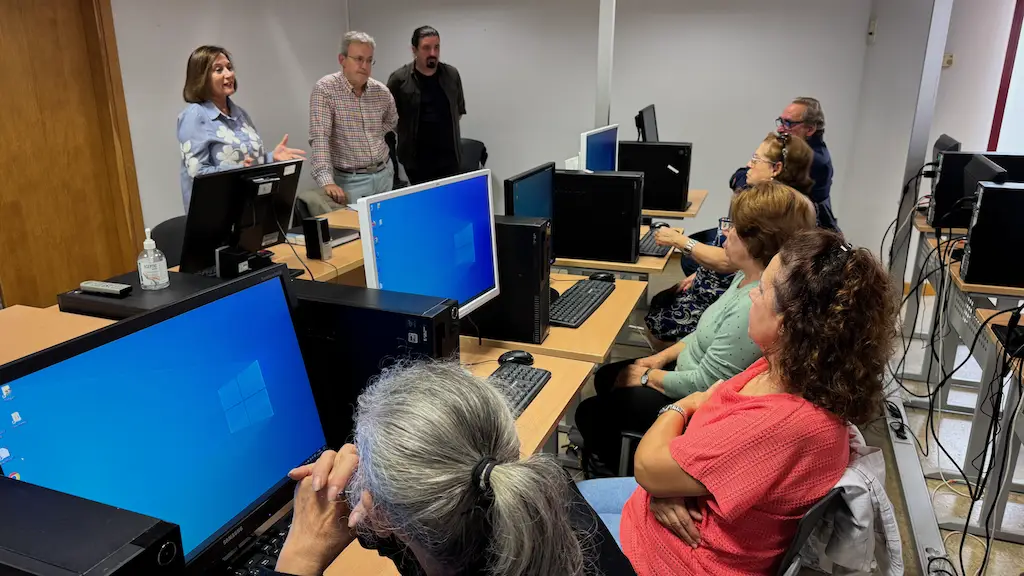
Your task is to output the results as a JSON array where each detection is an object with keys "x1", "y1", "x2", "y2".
[{"x1": 137, "y1": 227, "x2": 170, "y2": 290}]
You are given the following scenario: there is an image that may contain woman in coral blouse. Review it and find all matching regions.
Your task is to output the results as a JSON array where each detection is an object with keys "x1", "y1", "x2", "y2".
[{"x1": 579, "y1": 229, "x2": 898, "y2": 575}]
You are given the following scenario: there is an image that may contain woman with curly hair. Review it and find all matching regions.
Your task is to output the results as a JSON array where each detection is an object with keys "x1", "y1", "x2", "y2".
[{"x1": 578, "y1": 229, "x2": 898, "y2": 575}]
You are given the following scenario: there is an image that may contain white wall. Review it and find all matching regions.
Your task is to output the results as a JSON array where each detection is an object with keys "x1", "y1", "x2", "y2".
[
  {"x1": 930, "y1": 0, "x2": 1015, "y2": 152},
  {"x1": 840, "y1": 0, "x2": 935, "y2": 253},
  {"x1": 348, "y1": 0, "x2": 599, "y2": 209},
  {"x1": 612, "y1": 0, "x2": 872, "y2": 233},
  {"x1": 111, "y1": 0, "x2": 349, "y2": 228}
]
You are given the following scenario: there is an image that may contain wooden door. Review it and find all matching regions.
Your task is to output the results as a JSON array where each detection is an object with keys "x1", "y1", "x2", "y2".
[{"x1": 0, "y1": 0, "x2": 143, "y2": 307}]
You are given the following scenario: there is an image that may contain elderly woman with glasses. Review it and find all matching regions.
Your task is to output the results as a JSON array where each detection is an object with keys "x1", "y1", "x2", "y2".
[
  {"x1": 643, "y1": 132, "x2": 815, "y2": 347},
  {"x1": 575, "y1": 182, "x2": 816, "y2": 477}
]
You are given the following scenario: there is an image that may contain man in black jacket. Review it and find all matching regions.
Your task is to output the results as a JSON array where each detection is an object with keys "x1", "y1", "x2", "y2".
[
  {"x1": 387, "y1": 26, "x2": 467, "y2": 185},
  {"x1": 729, "y1": 97, "x2": 839, "y2": 232}
]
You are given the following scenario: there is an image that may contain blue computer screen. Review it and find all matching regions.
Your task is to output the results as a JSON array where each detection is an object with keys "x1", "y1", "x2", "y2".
[
  {"x1": 511, "y1": 167, "x2": 553, "y2": 219},
  {"x1": 0, "y1": 278, "x2": 326, "y2": 559},
  {"x1": 586, "y1": 126, "x2": 618, "y2": 171},
  {"x1": 368, "y1": 174, "x2": 496, "y2": 306}
]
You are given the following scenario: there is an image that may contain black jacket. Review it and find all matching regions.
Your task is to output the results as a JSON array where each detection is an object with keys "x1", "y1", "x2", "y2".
[{"x1": 386, "y1": 62, "x2": 467, "y2": 171}]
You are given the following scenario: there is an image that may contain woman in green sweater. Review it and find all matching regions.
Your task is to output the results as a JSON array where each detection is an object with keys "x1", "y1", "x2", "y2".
[{"x1": 576, "y1": 181, "x2": 816, "y2": 475}]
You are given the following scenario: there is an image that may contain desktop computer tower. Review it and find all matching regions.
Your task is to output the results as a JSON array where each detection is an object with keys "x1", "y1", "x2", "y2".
[
  {"x1": 289, "y1": 280, "x2": 460, "y2": 447},
  {"x1": 552, "y1": 170, "x2": 644, "y2": 263},
  {"x1": 0, "y1": 477, "x2": 184, "y2": 575},
  {"x1": 960, "y1": 181, "x2": 1024, "y2": 288},
  {"x1": 617, "y1": 141, "x2": 692, "y2": 211},
  {"x1": 465, "y1": 216, "x2": 551, "y2": 344},
  {"x1": 928, "y1": 152, "x2": 1024, "y2": 229}
]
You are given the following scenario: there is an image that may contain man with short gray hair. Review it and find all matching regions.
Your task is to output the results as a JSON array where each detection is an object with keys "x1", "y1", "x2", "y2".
[
  {"x1": 730, "y1": 96, "x2": 838, "y2": 231},
  {"x1": 302, "y1": 31, "x2": 398, "y2": 214}
]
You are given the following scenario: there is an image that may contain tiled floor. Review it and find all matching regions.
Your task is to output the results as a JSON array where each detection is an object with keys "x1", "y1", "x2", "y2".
[{"x1": 898, "y1": 295, "x2": 1024, "y2": 574}]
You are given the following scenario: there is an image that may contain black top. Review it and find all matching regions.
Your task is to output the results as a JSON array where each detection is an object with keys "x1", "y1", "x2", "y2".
[
  {"x1": 414, "y1": 69, "x2": 458, "y2": 169},
  {"x1": 387, "y1": 62, "x2": 467, "y2": 170}
]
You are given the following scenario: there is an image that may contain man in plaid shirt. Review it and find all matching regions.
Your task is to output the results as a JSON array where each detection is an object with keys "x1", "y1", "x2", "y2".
[{"x1": 299, "y1": 31, "x2": 398, "y2": 215}]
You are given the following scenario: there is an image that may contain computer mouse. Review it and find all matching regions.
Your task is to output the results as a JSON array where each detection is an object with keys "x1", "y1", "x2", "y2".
[
  {"x1": 651, "y1": 222, "x2": 670, "y2": 230},
  {"x1": 498, "y1": 350, "x2": 535, "y2": 366},
  {"x1": 589, "y1": 272, "x2": 616, "y2": 283}
]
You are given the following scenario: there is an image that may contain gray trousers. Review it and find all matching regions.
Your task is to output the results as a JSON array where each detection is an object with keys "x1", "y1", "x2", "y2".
[{"x1": 299, "y1": 164, "x2": 395, "y2": 216}]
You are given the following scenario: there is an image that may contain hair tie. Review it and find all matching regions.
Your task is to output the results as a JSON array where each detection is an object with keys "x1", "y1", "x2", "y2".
[{"x1": 471, "y1": 457, "x2": 498, "y2": 492}]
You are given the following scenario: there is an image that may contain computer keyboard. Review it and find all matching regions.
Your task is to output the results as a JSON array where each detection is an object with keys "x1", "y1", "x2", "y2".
[
  {"x1": 550, "y1": 279, "x2": 615, "y2": 328},
  {"x1": 639, "y1": 229, "x2": 671, "y2": 257},
  {"x1": 229, "y1": 513, "x2": 292, "y2": 575},
  {"x1": 489, "y1": 363, "x2": 552, "y2": 417}
]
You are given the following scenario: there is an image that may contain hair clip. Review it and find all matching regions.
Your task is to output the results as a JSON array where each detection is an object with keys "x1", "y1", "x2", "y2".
[{"x1": 839, "y1": 242, "x2": 853, "y2": 253}]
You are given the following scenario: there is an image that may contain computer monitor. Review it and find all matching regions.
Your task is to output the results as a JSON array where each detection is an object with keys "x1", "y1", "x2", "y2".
[
  {"x1": 964, "y1": 154, "x2": 1008, "y2": 200},
  {"x1": 357, "y1": 169, "x2": 500, "y2": 316},
  {"x1": 0, "y1": 267, "x2": 327, "y2": 570},
  {"x1": 933, "y1": 134, "x2": 961, "y2": 165},
  {"x1": 504, "y1": 162, "x2": 555, "y2": 218},
  {"x1": 579, "y1": 124, "x2": 619, "y2": 171},
  {"x1": 179, "y1": 159, "x2": 303, "y2": 274},
  {"x1": 635, "y1": 105, "x2": 659, "y2": 143}
]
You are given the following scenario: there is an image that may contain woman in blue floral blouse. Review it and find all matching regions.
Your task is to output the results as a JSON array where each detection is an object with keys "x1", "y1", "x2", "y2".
[{"x1": 177, "y1": 45, "x2": 305, "y2": 210}]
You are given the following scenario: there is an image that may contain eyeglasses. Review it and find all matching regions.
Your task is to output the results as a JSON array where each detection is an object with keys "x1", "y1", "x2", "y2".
[
  {"x1": 346, "y1": 56, "x2": 375, "y2": 67},
  {"x1": 750, "y1": 154, "x2": 775, "y2": 165},
  {"x1": 719, "y1": 217, "x2": 732, "y2": 231},
  {"x1": 776, "y1": 117, "x2": 806, "y2": 130}
]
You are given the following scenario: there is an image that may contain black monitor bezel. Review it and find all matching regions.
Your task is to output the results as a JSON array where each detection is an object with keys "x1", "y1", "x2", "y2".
[
  {"x1": 180, "y1": 159, "x2": 303, "y2": 274},
  {"x1": 503, "y1": 162, "x2": 556, "y2": 216},
  {"x1": 933, "y1": 133, "x2": 962, "y2": 165},
  {"x1": 964, "y1": 154, "x2": 1009, "y2": 198},
  {"x1": 0, "y1": 264, "x2": 327, "y2": 574},
  {"x1": 637, "y1": 104, "x2": 658, "y2": 143}
]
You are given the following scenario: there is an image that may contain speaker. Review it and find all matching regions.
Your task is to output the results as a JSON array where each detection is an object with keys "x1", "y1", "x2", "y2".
[{"x1": 303, "y1": 217, "x2": 332, "y2": 260}]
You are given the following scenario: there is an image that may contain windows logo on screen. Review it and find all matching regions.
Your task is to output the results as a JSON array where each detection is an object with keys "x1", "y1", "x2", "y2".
[{"x1": 218, "y1": 361, "x2": 274, "y2": 434}]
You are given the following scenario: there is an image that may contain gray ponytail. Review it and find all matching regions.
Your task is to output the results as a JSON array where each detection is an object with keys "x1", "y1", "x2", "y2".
[{"x1": 349, "y1": 361, "x2": 587, "y2": 575}]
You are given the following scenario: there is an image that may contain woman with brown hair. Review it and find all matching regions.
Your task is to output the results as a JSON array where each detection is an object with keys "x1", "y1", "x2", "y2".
[
  {"x1": 177, "y1": 45, "x2": 305, "y2": 209},
  {"x1": 578, "y1": 229, "x2": 898, "y2": 575},
  {"x1": 575, "y1": 182, "x2": 815, "y2": 476},
  {"x1": 645, "y1": 132, "x2": 815, "y2": 345}
]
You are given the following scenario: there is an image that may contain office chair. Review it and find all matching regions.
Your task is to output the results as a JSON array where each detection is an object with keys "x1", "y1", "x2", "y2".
[
  {"x1": 151, "y1": 215, "x2": 186, "y2": 269},
  {"x1": 777, "y1": 488, "x2": 843, "y2": 576},
  {"x1": 459, "y1": 138, "x2": 488, "y2": 173}
]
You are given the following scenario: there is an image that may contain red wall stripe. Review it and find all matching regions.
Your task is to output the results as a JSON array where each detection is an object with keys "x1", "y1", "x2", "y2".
[{"x1": 989, "y1": 0, "x2": 1024, "y2": 150}]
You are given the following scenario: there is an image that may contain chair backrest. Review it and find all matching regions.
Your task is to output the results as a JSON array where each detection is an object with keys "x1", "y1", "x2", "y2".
[
  {"x1": 459, "y1": 138, "x2": 487, "y2": 173},
  {"x1": 776, "y1": 488, "x2": 844, "y2": 576},
  {"x1": 151, "y1": 215, "x2": 187, "y2": 269}
]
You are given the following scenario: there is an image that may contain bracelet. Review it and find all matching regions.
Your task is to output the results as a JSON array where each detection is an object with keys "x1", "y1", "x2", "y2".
[
  {"x1": 682, "y1": 238, "x2": 698, "y2": 257},
  {"x1": 658, "y1": 404, "x2": 687, "y2": 419}
]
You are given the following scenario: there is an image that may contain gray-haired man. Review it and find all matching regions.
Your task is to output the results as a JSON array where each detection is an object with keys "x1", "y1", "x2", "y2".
[{"x1": 301, "y1": 31, "x2": 398, "y2": 215}]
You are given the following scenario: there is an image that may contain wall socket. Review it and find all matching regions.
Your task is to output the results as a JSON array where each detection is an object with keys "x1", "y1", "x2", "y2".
[{"x1": 943, "y1": 53, "x2": 955, "y2": 68}]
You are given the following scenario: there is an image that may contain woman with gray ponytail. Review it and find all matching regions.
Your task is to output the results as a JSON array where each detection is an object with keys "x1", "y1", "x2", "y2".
[{"x1": 272, "y1": 361, "x2": 635, "y2": 576}]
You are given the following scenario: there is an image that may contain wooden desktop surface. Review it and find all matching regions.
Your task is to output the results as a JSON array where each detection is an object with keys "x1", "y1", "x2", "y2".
[
  {"x1": 0, "y1": 305, "x2": 114, "y2": 365},
  {"x1": 913, "y1": 211, "x2": 969, "y2": 235},
  {"x1": 925, "y1": 237, "x2": 1024, "y2": 298},
  {"x1": 328, "y1": 343, "x2": 595, "y2": 576},
  {"x1": 554, "y1": 225, "x2": 680, "y2": 275},
  {"x1": 464, "y1": 273, "x2": 647, "y2": 364},
  {"x1": 642, "y1": 189, "x2": 708, "y2": 219},
  {"x1": 270, "y1": 209, "x2": 364, "y2": 284}
]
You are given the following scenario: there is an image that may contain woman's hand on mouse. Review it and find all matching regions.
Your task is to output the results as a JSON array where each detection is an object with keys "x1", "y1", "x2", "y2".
[
  {"x1": 276, "y1": 446, "x2": 361, "y2": 575},
  {"x1": 655, "y1": 228, "x2": 686, "y2": 248}
]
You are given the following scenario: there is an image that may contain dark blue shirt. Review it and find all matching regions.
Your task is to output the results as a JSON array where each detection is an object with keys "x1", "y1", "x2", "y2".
[{"x1": 728, "y1": 133, "x2": 838, "y2": 231}]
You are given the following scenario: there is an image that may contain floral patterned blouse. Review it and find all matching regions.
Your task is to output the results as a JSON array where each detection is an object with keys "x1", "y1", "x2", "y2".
[{"x1": 176, "y1": 99, "x2": 273, "y2": 210}]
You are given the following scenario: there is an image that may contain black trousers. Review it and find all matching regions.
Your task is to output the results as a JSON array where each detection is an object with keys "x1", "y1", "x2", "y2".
[
  {"x1": 405, "y1": 163, "x2": 461, "y2": 185},
  {"x1": 575, "y1": 358, "x2": 674, "y2": 475}
]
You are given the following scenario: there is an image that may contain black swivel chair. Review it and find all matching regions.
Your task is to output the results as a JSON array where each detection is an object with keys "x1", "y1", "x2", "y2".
[
  {"x1": 150, "y1": 215, "x2": 186, "y2": 269},
  {"x1": 459, "y1": 138, "x2": 488, "y2": 173},
  {"x1": 777, "y1": 488, "x2": 843, "y2": 576}
]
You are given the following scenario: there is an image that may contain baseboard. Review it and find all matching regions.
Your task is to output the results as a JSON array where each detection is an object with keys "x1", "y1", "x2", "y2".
[{"x1": 904, "y1": 282, "x2": 936, "y2": 297}]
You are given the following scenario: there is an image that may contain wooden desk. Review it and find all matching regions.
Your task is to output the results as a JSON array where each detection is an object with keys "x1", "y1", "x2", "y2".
[
  {"x1": 329, "y1": 343, "x2": 595, "y2": 576},
  {"x1": 270, "y1": 209, "x2": 365, "y2": 284},
  {"x1": 464, "y1": 273, "x2": 647, "y2": 364},
  {"x1": 0, "y1": 305, "x2": 114, "y2": 365},
  {"x1": 642, "y1": 189, "x2": 708, "y2": 219},
  {"x1": 554, "y1": 225, "x2": 681, "y2": 276},
  {"x1": 913, "y1": 211, "x2": 968, "y2": 235}
]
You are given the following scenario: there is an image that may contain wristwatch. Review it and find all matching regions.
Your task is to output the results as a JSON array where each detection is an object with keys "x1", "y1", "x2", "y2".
[
  {"x1": 658, "y1": 404, "x2": 687, "y2": 418},
  {"x1": 682, "y1": 238, "x2": 698, "y2": 257},
  {"x1": 639, "y1": 368, "x2": 653, "y2": 388}
]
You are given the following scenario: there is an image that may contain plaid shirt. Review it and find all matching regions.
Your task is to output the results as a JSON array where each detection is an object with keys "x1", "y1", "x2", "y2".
[{"x1": 308, "y1": 72, "x2": 398, "y2": 187}]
